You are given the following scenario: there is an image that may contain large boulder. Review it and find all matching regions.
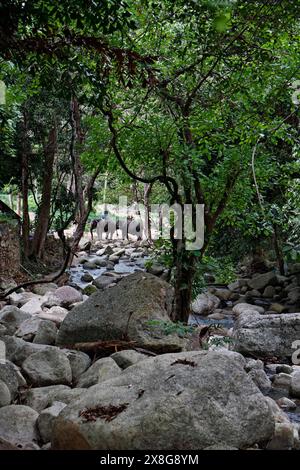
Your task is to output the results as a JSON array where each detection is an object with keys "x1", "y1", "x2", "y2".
[
  {"x1": 247, "y1": 271, "x2": 277, "y2": 291},
  {"x1": 51, "y1": 350, "x2": 274, "y2": 450},
  {"x1": 0, "y1": 405, "x2": 39, "y2": 449},
  {"x1": 233, "y1": 311, "x2": 300, "y2": 359},
  {"x1": 21, "y1": 348, "x2": 72, "y2": 386},
  {"x1": 56, "y1": 273, "x2": 183, "y2": 353}
]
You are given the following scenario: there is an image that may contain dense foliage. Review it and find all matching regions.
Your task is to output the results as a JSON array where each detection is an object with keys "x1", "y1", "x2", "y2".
[{"x1": 0, "y1": 0, "x2": 299, "y2": 320}]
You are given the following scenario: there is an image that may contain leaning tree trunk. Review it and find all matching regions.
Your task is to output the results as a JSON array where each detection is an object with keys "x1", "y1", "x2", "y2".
[
  {"x1": 31, "y1": 125, "x2": 57, "y2": 259},
  {"x1": 68, "y1": 97, "x2": 101, "y2": 262},
  {"x1": 69, "y1": 168, "x2": 100, "y2": 260}
]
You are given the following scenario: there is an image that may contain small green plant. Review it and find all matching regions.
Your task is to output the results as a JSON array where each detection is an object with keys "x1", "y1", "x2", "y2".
[
  {"x1": 148, "y1": 238, "x2": 173, "y2": 269},
  {"x1": 0, "y1": 213, "x2": 17, "y2": 224},
  {"x1": 201, "y1": 335, "x2": 233, "y2": 350},
  {"x1": 192, "y1": 255, "x2": 236, "y2": 297},
  {"x1": 146, "y1": 320, "x2": 194, "y2": 337}
]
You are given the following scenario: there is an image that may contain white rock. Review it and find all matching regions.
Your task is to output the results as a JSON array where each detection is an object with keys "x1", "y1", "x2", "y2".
[
  {"x1": 20, "y1": 297, "x2": 43, "y2": 315},
  {"x1": 38, "y1": 306, "x2": 69, "y2": 325}
]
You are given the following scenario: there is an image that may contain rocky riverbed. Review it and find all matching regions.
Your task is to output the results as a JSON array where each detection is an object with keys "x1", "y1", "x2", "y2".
[{"x1": 0, "y1": 239, "x2": 300, "y2": 450}]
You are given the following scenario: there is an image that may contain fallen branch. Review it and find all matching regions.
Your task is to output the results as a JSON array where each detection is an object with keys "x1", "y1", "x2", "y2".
[
  {"x1": 0, "y1": 246, "x2": 72, "y2": 300},
  {"x1": 64, "y1": 340, "x2": 137, "y2": 354}
]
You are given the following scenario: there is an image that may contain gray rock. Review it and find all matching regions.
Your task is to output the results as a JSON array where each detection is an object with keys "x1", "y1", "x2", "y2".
[
  {"x1": 94, "y1": 259, "x2": 108, "y2": 267},
  {"x1": 232, "y1": 303, "x2": 265, "y2": 316},
  {"x1": 108, "y1": 255, "x2": 120, "y2": 263},
  {"x1": 227, "y1": 281, "x2": 240, "y2": 291},
  {"x1": 81, "y1": 273, "x2": 94, "y2": 282},
  {"x1": 213, "y1": 289, "x2": 232, "y2": 301},
  {"x1": 111, "y1": 350, "x2": 148, "y2": 369},
  {"x1": 92, "y1": 276, "x2": 116, "y2": 289},
  {"x1": 32, "y1": 283, "x2": 58, "y2": 296},
  {"x1": 287, "y1": 287, "x2": 300, "y2": 304},
  {"x1": 276, "y1": 364, "x2": 293, "y2": 374},
  {"x1": 1, "y1": 335, "x2": 54, "y2": 366},
  {"x1": 0, "y1": 306, "x2": 31, "y2": 335},
  {"x1": 53, "y1": 286, "x2": 82, "y2": 308},
  {"x1": 22, "y1": 348, "x2": 72, "y2": 386},
  {"x1": 277, "y1": 397, "x2": 297, "y2": 410},
  {"x1": 248, "y1": 369, "x2": 271, "y2": 393},
  {"x1": 247, "y1": 272, "x2": 277, "y2": 291},
  {"x1": 272, "y1": 373, "x2": 292, "y2": 390},
  {"x1": 191, "y1": 293, "x2": 220, "y2": 316},
  {"x1": 83, "y1": 261, "x2": 98, "y2": 270},
  {"x1": 33, "y1": 320, "x2": 57, "y2": 345},
  {"x1": 233, "y1": 311, "x2": 300, "y2": 359},
  {"x1": 22, "y1": 385, "x2": 71, "y2": 412},
  {"x1": 0, "y1": 361, "x2": 20, "y2": 398},
  {"x1": 0, "y1": 380, "x2": 11, "y2": 407},
  {"x1": 147, "y1": 263, "x2": 165, "y2": 276},
  {"x1": 63, "y1": 350, "x2": 91, "y2": 382},
  {"x1": 244, "y1": 358, "x2": 264, "y2": 372},
  {"x1": 37, "y1": 401, "x2": 67, "y2": 443},
  {"x1": 267, "y1": 422, "x2": 295, "y2": 450},
  {"x1": 290, "y1": 372, "x2": 300, "y2": 398},
  {"x1": 0, "y1": 405, "x2": 39, "y2": 448},
  {"x1": 57, "y1": 273, "x2": 183, "y2": 354},
  {"x1": 52, "y1": 350, "x2": 274, "y2": 450},
  {"x1": 263, "y1": 286, "x2": 276, "y2": 298},
  {"x1": 76, "y1": 357, "x2": 121, "y2": 388},
  {"x1": 103, "y1": 246, "x2": 114, "y2": 255}
]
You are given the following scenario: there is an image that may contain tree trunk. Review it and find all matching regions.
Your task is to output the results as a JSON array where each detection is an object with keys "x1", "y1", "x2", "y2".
[
  {"x1": 20, "y1": 109, "x2": 30, "y2": 257},
  {"x1": 144, "y1": 182, "x2": 152, "y2": 241},
  {"x1": 171, "y1": 238, "x2": 196, "y2": 323},
  {"x1": 30, "y1": 125, "x2": 57, "y2": 259},
  {"x1": 273, "y1": 224, "x2": 285, "y2": 275}
]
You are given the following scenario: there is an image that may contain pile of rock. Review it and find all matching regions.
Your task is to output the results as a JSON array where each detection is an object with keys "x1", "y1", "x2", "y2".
[
  {"x1": 0, "y1": 249, "x2": 299, "y2": 450},
  {"x1": 220, "y1": 269, "x2": 299, "y2": 314}
]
